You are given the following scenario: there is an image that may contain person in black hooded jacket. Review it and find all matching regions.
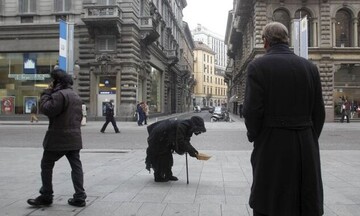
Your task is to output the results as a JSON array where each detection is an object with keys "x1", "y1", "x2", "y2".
[
  {"x1": 27, "y1": 69, "x2": 87, "y2": 207},
  {"x1": 145, "y1": 116, "x2": 206, "y2": 182}
]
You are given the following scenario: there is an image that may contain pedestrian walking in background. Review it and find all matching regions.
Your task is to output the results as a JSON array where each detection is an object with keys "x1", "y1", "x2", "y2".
[
  {"x1": 100, "y1": 99, "x2": 120, "y2": 133},
  {"x1": 340, "y1": 98, "x2": 351, "y2": 123},
  {"x1": 142, "y1": 101, "x2": 149, "y2": 125},
  {"x1": 239, "y1": 103, "x2": 243, "y2": 118},
  {"x1": 243, "y1": 22, "x2": 325, "y2": 216},
  {"x1": 136, "y1": 102, "x2": 145, "y2": 126},
  {"x1": 145, "y1": 116, "x2": 206, "y2": 182},
  {"x1": 27, "y1": 69, "x2": 87, "y2": 207},
  {"x1": 30, "y1": 103, "x2": 38, "y2": 123},
  {"x1": 81, "y1": 102, "x2": 87, "y2": 126}
]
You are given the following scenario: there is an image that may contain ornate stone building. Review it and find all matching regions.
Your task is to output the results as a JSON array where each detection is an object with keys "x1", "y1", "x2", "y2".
[
  {"x1": 225, "y1": 0, "x2": 360, "y2": 121},
  {"x1": 0, "y1": 0, "x2": 194, "y2": 120}
]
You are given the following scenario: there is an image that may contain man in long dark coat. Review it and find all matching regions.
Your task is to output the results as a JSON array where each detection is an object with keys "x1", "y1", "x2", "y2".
[
  {"x1": 145, "y1": 116, "x2": 206, "y2": 182},
  {"x1": 243, "y1": 22, "x2": 325, "y2": 216}
]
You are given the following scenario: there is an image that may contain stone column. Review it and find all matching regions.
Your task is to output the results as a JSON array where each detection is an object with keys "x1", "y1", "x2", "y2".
[{"x1": 353, "y1": 18, "x2": 358, "y2": 47}]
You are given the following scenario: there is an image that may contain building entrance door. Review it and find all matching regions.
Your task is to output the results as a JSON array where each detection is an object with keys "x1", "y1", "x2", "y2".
[{"x1": 97, "y1": 76, "x2": 116, "y2": 116}]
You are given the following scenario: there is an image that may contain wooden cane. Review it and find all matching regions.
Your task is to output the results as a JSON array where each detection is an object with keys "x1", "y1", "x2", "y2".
[{"x1": 186, "y1": 152, "x2": 189, "y2": 184}]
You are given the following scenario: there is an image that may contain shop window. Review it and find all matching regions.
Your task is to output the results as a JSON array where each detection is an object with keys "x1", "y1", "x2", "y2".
[
  {"x1": 335, "y1": 9, "x2": 352, "y2": 47},
  {"x1": 333, "y1": 64, "x2": 360, "y2": 118},
  {"x1": 54, "y1": 0, "x2": 71, "y2": 12},
  {"x1": 273, "y1": 9, "x2": 291, "y2": 43},
  {"x1": 149, "y1": 67, "x2": 162, "y2": 113},
  {"x1": 295, "y1": 8, "x2": 313, "y2": 47},
  {"x1": 0, "y1": 52, "x2": 58, "y2": 115},
  {"x1": 19, "y1": 0, "x2": 36, "y2": 14}
]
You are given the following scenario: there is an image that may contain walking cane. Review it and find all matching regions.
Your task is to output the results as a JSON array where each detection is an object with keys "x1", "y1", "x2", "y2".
[{"x1": 186, "y1": 153, "x2": 189, "y2": 184}]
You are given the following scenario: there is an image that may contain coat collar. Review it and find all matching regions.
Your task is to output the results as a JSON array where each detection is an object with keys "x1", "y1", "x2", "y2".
[{"x1": 265, "y1": 44, "x2": 293, "y2": 55}]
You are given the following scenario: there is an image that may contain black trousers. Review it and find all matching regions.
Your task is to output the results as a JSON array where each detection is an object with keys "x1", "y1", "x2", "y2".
[
  {"x1": 253, "y1": 210, "x2": 268, "y2": 216},
  {"x1": 40, "y1": 150, "x2": 86, "y2": 200},
  {"x1": 101, "y1": 116, "x2": 119, "y2": 132},
  {"x1": 153, "y1": 151, "x2": 173, "y2": 180}
]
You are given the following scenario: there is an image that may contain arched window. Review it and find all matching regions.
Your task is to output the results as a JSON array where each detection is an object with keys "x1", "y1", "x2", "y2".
[
  {"x1": 335, "y1": 9, "x2": 352, "y2": 47},
  {"x1": 295, "y1": 9, "x2": 312, "y2": 47},
  {"x1": 273, "y1": 9, "x2": 291, "y2": 43}
]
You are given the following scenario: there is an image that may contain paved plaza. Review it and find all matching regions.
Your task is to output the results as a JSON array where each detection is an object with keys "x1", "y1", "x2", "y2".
[{"x1": 0, "y1": 115, "x2": 359, "y2": 216}]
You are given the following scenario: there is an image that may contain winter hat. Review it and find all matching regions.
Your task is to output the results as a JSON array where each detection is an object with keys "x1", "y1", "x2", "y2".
[
  {"x1": 190, "y1": 116, "x2": 206, "y2": 133},
  {"x1": 51, "y1": 69, "x2": 73, "y2": 87}
]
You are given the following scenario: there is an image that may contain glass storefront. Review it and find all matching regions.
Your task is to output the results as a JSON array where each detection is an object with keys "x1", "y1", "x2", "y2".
[
  {"x1": 149, "y1": 67, "x2": 162, "y2": 113},
  {"x1": 334, "y1": 64, "x2": 360, "y2": 119},
  {"x1": 0, "y1": 52, "x2": 58, "y2": 114}
]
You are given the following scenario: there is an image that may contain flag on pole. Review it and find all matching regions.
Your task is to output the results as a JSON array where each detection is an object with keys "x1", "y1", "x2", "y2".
[{"x1": 300, "y1": 16, "x2": 308, "y2": 59}]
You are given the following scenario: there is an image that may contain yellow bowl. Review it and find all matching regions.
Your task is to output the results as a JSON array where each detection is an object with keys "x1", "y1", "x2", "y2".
[{"x1": 196, "y1": 152, "x2": 211, "y2": 161}]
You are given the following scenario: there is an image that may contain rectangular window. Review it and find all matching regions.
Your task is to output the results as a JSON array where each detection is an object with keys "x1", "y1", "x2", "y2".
[
  {"x1": 19, "y1": 0, "x2": 36, "y2": 13},
  {"x1": 97, "y1": 36, "x2": 116, "y2": 52},
  {"x1": 54, "y1": 0, "x2": 71, "y2": 12}
]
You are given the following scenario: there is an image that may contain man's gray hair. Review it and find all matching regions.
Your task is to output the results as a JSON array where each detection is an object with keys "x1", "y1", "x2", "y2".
[{"x1": 262, "y1": 22, "x2": 289, "y2": 46}]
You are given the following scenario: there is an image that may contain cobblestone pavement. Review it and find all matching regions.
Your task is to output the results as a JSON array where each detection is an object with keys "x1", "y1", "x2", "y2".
[{"x1": 0, "y1": 114, "x2": 359, "y2": 216}]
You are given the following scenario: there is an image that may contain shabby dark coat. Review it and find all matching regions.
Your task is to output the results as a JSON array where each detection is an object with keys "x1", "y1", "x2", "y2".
[
  {"x1": 243, "y1": 44, "x2": 325, "y2": 216},
  {"x1": 40, "y1": 84, "x2": 83, "y2": 151},
  {"x1": 145, "y1": 119, "x2": 198, "y2": 172}
]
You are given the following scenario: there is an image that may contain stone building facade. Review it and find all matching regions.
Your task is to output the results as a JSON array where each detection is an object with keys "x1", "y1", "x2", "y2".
[
  {"x1": 0, "y1": 0, "x2": 194, "y2": 120},
  {"x1": 225, "y1": 0, "x2": 360, "y2": 122},
  {"x1": 193, "y1": 41, "x2": 227, "y2": 108}
]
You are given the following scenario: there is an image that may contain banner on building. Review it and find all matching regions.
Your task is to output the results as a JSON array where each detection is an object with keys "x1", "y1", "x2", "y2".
[
  {"x1": 300, "y1": 16, "x2": 308, "y2": 59},
  {"x1": 292, "y1": 16, "x2": 308, "y2": 59},
  {"x1": 59, "y1": 20, "x2": 74, "y2": 74}
]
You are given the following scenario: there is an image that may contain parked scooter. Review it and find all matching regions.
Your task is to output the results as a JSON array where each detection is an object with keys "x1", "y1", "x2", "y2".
[
  {"x1": 210, "y1": 107, "x2": 230, "y2": 122},
  {"x1": 194, "y1": 105, "x2": 201, "y2": 113}
]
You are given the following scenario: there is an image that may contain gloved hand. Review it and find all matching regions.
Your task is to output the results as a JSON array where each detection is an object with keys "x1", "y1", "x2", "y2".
[
  {"x1": 189, "y1": 150, "x2": 198, "y2": 157},
  {"x1": 41, "y1": 88, "x2": 52, "y2": 97}
]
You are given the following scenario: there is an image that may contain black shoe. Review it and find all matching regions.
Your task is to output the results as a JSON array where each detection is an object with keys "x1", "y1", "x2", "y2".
[
  {"x1": 168, "y1": 176, "x2": 178, "y2": 181},
  {"x1": 155, "y1": 177, "x2": 169, "y2": 182},
  {"x1": 100, "y1": 130, "x2": 104, "y2": 133},
  {"x1": 115, "y1": 131, "x2": 120, "y2": 133},
  {"x1": 68, "y1": 198, "x2": 86, "y2": 207},
  {"x1": 27, "y1": 196, "x2": 52, "y2": 207}
]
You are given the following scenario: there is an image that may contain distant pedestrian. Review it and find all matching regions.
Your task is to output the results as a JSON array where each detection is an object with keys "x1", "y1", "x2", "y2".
[
  {"x1": 239, "y1": 103, "x2": 243, "y2": 118},
  {"x1": 27, "y1": 69, "x2": 87, "y2": 207},
  {"x1": 145, "y1": 116, "x2": 206, "y2": 182},
  {"x1": 243, "y1": 22, "x2": 325, "y2": 216},
  {"x1": 142, "y1": 102, "x2": 149, "y2": 125},
  {"x1": 340, "y1": 99, "x2": 351, "y2": 123},
  {"x1": 136, "y1": 102, "x2": 145, "y2": 126},
  {"x1": 30, "y1": 103, "x2": 39, "y2": 123},
  {"x1": 100, "y1": 99, "x2": 120, "y2": 133},
  {"x1": 81, "y1": 102, "x2": 87, "y2": 126}
]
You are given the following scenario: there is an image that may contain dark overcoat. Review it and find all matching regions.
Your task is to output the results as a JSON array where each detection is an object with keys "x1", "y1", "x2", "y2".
[
  {"x1": 145, "y1": 119, "x2": 198, "y2": 171},
  {"x1": 40, "y1": 85, "x2": 83, "y2": 151},
  {"x1": 243, "y1": 44, "x2": 325, "y2": 216}
]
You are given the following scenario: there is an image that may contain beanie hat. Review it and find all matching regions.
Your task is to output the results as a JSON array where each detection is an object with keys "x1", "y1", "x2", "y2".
[
  {"x1": 51, "y1": 69, "x2": 73, "y2": 87},
  {"x1": 190, "y1": 116, "x2": 206, "y2": 133}
]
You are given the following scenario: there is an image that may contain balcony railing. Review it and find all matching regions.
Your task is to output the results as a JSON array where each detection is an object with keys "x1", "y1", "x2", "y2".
[
  {"x1": 164, "y1": 49, "x2": 177, "y2": 58},
  {"x1": 140, "y1": 16, "x2": 154, "y2": 29},
  {"x1": 83, "y1": 5, "x2": 121, "y2": 18}
]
